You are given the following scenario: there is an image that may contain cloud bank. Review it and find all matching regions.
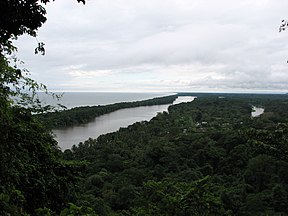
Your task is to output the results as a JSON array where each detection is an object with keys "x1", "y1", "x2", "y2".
[{"x1": 15, "y1": 0, "x2": 288, "y2": 92}]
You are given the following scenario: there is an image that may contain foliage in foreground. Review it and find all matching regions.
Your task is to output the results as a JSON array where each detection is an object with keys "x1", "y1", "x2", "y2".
[{"x1": 1, "y1": 0, "x2": 88, "y2": 214}]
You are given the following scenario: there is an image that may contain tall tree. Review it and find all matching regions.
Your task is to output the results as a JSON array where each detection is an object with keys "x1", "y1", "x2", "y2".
[
  {"x1": 0, "y1": 0, "x2": 86, "y2": 215},
  {"x1": 0, "y1": 0, "x2": 84, "y2": 55}
]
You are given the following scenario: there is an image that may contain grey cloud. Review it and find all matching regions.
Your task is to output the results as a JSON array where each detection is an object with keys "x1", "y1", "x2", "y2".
[{"x1": 14, "y1": 0, "x2": 288, "y2": 92}]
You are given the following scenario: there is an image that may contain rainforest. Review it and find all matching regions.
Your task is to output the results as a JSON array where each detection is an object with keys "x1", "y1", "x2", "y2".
[
  {"x1": 1, "y1": 0, "x2": 288, "y2": 215},
  {"x1": 2, "y1": 92, "x2": 288, "y2": 215}
]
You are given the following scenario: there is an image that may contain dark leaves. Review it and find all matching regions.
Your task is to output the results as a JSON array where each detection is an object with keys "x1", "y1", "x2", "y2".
[
  {"x1": 35, "y1": 42, "x2": 45, "y2": 55},
  {"x1": 77, "y1": 0, "x2": 86, "y2": 4},
  {"x1": 279, "y1": 20, "x2": 288, "y2": 32}
]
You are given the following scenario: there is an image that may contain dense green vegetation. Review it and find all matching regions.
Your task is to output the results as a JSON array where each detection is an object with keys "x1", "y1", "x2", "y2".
[
  {"x1": 2, "y1": 82, "x2": 288, "y2": 215},
  {"x1": 0, "y1": 1, "x2": 95, "y2": 214},
  {"x1": 2, "y1": 1, "x2": 288, "y2": 215},
  {"x1": 62, "y1": 94, "x2": 288, "y2": 216},
  {"x1": 37, "y1": 95, "x2": 178, "y2": 129},
  {"x1": 0, "y1": 54, "x2": 94, "y2": 215}
]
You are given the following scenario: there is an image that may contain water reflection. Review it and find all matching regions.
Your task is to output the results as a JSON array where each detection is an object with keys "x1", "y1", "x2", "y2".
[{"x1": 54, "y1": 105, "x2": 170, "y2": 150}]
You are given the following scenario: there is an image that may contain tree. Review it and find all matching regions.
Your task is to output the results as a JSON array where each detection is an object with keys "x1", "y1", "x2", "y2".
[
  {"x1": 0, "y1": 0, "x2": 85, "y2": 55},
  {"x1": 279, "y1": 20, "x2": 288, "y2": 32},
  {"x1": 279, "y1": 20, "x2": 288, "y2": 63},
  {"x1": 0, "y1": 0, "x2": 86, "y2": 215},
  {"x1": 0, "y1": 0, "x2": 86, "y2": 108},
  {"x1": 131, "y1": 177, "x2": 228, "y2": 216}
]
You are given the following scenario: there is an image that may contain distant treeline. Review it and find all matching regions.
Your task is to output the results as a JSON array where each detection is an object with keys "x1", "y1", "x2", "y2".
[{"x1": 37, "y1": 94, "x2": 178, "y2": 129}]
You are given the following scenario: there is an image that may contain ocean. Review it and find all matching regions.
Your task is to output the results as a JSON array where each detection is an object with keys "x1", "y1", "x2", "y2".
[{"x1": 38, "y1": 92, "x2": 174, "y2": 109}]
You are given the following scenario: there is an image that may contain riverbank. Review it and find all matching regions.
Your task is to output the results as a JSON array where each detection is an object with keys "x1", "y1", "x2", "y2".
[
  {"x1": 37, "y1": 95, "x2": 178, "y2": 129},
  {"x1": 67, "y1": 94, "x2": 288, "y2": 215},
  {"x1": 53, "y1": 96, "x2": 196, "y2": 149}
]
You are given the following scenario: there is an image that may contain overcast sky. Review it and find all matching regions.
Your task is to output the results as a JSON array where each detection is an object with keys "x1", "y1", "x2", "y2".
[{"x1": 15, "y1": 0, "x2": 288, "y2": 93}]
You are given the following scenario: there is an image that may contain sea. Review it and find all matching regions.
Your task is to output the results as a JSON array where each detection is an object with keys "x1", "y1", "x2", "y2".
[{"x1": 38, "y1": 92, "x2": 174, "y2": 109}]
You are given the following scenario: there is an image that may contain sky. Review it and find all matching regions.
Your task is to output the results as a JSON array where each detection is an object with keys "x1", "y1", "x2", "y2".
[{"x1": 15, "y1": 0, "x2": 288, "y2": 93}]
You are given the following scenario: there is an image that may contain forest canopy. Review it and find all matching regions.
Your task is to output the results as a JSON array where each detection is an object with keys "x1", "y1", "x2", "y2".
[
  {"x1": 0, "y1": 0, "x2": 94, "y2": 215},
  {"x1": 1, "y1": 1, "x2": 288, "y2": 215}
]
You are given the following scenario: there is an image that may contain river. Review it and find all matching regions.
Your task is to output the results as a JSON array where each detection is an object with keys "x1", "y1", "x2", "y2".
[{"x1": 53, "y1": 96, "x2": 195, "y2": 150}]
